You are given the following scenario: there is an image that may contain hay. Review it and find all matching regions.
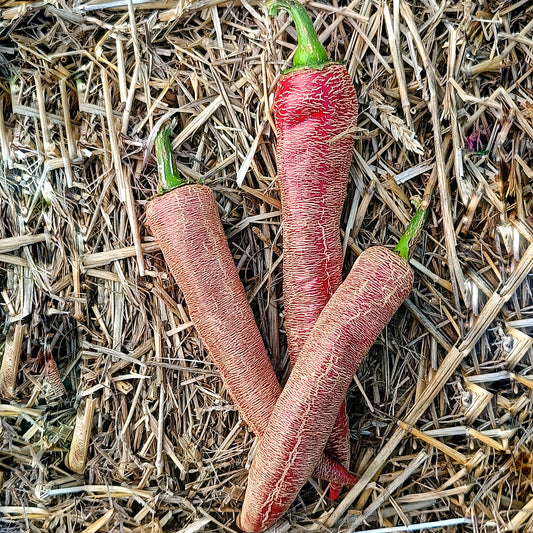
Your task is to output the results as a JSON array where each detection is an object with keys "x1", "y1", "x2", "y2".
[{"x1": 1, "y1": 0, "x2": 533, "y2": 531}]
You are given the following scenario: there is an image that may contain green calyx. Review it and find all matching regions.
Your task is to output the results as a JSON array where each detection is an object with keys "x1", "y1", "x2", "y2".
[
  {"x1": 267, "y1": 0, "x2": 330, "y2": 70},
  {"x1": 155, "y1": 126, "x2": 188, "y2": 194},
  {"x1": 394, "y1": 196, "x2": 429, "y2": 260}
]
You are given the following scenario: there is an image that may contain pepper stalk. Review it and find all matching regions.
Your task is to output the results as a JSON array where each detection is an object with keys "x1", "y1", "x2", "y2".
[
  {"x1": 155, "y1": 126, "x2": 188, "y2": 194},
  {"x1": 267, "y1": 0, "x2": 330, "y2": 70},
  {"x1": 394, "y1": 197, "x2": 429, "y2": 260}
]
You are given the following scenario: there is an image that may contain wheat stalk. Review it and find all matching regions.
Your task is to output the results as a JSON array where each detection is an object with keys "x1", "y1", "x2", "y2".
[{"x1": 368, "y1": 89, "x2": 424, "y2": 155}]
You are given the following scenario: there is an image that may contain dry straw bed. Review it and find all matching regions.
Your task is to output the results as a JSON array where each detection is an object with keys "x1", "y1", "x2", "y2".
[{"x1": 0, "y1": 0, "x2": 532, "y2": 531}]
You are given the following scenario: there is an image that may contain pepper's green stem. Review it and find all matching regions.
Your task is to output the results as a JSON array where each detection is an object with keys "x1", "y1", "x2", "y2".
[
  {"x1": 155, "y1": 127, "x2": 187, "y2": 193},
  {"x1": 267, "y1": 0, "x2": 329, "y2": 70},
  {"x1": 394, "y1": 197, "x2": 429, "y2": 260}
]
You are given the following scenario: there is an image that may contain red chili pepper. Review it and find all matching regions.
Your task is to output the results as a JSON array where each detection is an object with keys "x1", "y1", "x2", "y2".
[
  {"x1": 269, "y1": 0, "x2": 359, "y2": 499},
  {"x1": 145, "y1": 128, "x2": 357, "y2": 488},
  {"x1": 238, "y1": 208, "x2": 428, "y2": 532}
]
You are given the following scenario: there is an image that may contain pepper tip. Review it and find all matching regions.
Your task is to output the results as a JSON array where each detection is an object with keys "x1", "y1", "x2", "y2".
[{"x1": 328, "y1": 484, "x2": 342, "y2": 501}]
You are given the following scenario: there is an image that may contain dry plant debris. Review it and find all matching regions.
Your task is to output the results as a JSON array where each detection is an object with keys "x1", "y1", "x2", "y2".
[{"x1": 0, "y1": 0, "x2": 533, "y2": 532}]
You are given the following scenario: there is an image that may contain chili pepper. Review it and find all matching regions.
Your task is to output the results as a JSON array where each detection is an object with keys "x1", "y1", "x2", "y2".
[
  {"x1": 145, "y1": 127, "x2": 358, "y2": 487},
  {"x1": 238, "y1": 207, "x2": 428, "y2": 533},
  {"x1": 268, "y1": 0, "x2": 359, "y2": 499}
]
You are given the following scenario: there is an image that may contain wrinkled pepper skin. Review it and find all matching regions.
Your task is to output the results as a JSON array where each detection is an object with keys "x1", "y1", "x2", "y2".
[
  {"x1": 275, "y1": 62, "x2": 358, "y2": 495},
  {"x1": 239, "y1": 247, "x2": 414, "y2": 533},
  {"x1": 146, "y1": 184, "x2": 357, "y2": 487}
]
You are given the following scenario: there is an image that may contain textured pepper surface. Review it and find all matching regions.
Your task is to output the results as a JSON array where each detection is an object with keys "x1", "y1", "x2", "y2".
[
  {"x1": 274, "y1": 62, "x2": 358, "y2": 491},
  {"x1": 239, "y1": 247, "x2": 414, "y2": 533},
  {"x1": 146, "y1": 184, "x2": 356, "y2": 486}
]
